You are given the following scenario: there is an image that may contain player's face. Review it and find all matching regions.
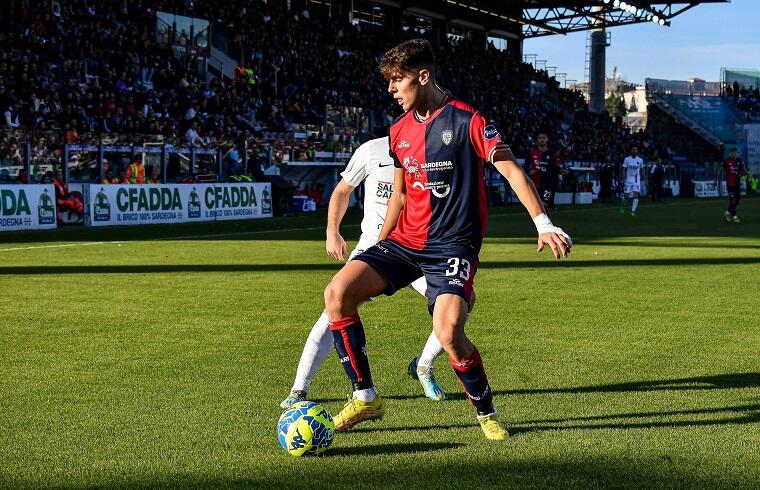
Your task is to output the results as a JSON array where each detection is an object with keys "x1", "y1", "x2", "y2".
[
  {"x1": 538, "y1": 134, "x2": 548, "y2": 147},
  {"x1": 387, "y1": 71, "x2": 420, "y2": 113},
  {"x1": 631, "y1": 147, "x2": 638, "y2": 156}
]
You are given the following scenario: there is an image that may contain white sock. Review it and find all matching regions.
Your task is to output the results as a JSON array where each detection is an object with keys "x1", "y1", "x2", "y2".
[
  {"x1": 632, "y1": 198, "x2": 639, "y2": 212},
  {"x1": 417, "y1": 330, "x2": 444, "y2": 375},
  {"x1": 290, "y1": 312, "x2": 333, "y2": 393},
  {"x1": 353, "y1": 386, "x2": 377, "y2": 402}
]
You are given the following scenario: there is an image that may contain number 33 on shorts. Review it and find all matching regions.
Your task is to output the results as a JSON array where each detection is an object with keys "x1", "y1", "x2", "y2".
[{"x1": 446, "y1": 257, "x2": 472, "y2": 280}]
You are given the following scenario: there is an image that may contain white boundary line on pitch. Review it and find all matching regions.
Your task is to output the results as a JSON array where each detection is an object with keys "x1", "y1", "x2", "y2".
[
  {"x1": 0, "y1": 241, "x2": 122, "y2": 252},
  {"x1": 0, "y1": 199, "x2": 725, "y2": 252},
  {"x1": 0, "y1": 225, "x2": 337, "y2": 252}
]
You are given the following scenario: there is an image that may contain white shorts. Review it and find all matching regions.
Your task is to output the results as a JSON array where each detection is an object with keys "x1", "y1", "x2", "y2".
[
  {"x1": 349, "y1": 239, "x2": 427, "y2": 297},
  {"x1": 348, "y1": 238, "x2": 377, "y2": 261},
  {"x1": 625, "y1": 182, "x2": 641, "y2": 194}
]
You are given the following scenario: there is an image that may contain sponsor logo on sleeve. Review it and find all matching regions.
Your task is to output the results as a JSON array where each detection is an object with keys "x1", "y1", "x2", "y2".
[
  {"x1": 398, "y1": 140, "x2": 410, "y2": 149},
  {"x1": 484, "y1": 125, "x2": 500, "y2": 140}
]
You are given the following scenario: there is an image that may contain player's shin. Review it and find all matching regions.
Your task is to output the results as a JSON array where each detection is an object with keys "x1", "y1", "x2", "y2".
[
  {"x1": 449, "y1": 347, "x2": 494, "y2": 415},
  {"x1": 330, "y1": 314, "x2": 376, "y2": 401},
  {"x1": 291, "y1": 312, "x2": 333, "y2": 393},
  {"x1": 417, "y1": 330, "x2": 444, "y2": 374}
]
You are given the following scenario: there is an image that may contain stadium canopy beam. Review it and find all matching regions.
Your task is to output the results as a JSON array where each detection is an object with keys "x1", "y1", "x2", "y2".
[
  {"x1": 439, "y1": 1, "x2": 729, "y2": 38},
  {"x1": 516, "y1": 1, "x2": 729, "y2": 38}
]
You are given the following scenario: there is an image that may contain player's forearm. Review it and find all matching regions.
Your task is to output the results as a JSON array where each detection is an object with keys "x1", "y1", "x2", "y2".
[
  {"x1": 326, "y1": 190, "x2": 351, "y2": 235},
  {"x1": 494, "y1": 160, "x2": 545, "y2": 218},
  {"x1": 378, "y1": 192, "x2": 404, "y2": 240}
]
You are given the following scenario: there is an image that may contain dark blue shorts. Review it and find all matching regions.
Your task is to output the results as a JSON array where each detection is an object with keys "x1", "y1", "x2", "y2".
[{"x1": 353, "y1": 238, "x2": 479, "y2": 310}]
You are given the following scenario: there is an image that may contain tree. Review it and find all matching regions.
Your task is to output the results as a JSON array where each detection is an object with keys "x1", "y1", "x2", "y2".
[{"x1": 605, "y1": 90, "x2": 627, "y2": 118}]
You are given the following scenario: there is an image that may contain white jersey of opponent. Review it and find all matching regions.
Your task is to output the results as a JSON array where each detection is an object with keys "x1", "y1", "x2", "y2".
[
  {"x1": 340, "y1": 137, "x2": 395, "y2": 249},
  {"x1": 623, "y1": 156, "x2": 644, "y2": 183},
  {"x1": 341, "y1": 137, "x2": 427, "y2": 295}
]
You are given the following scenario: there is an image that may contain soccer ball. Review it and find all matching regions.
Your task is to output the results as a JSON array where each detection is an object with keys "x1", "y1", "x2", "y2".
[{"x1": 277, "y1": 401, "x2": 335, "y2": 456}]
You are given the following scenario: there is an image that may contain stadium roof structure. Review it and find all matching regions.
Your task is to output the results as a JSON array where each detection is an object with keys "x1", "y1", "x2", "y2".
[{"x1": 431, "y1": 1, "x2": 730, "y2": 38}]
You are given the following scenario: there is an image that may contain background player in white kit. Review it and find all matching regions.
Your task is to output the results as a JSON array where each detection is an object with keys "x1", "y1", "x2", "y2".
[
  {"x1": 620, "y1": 146, "x2": 644, "y2": 216},
  {"x1": 280, "y1": 136, "x2": 464, "y2": 408}
]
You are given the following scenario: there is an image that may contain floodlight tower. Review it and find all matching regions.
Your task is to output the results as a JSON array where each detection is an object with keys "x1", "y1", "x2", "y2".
[{"x1": 588, "y1": 6, "x2": 609, "y2": 113}]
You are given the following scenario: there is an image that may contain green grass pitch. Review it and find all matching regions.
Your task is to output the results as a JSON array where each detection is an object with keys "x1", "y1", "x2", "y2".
[{"x1": 1, "y1": 197, "x2": 759, "y2": 489}]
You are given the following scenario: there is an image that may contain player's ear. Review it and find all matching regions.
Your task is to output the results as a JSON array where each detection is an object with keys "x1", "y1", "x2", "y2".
[{"x1": 417, "y1": 68, "x2": 430, "y2": 86}]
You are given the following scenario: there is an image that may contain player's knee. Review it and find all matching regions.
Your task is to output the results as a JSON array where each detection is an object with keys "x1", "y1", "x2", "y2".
[
  {"x1": 323, "y1": 281, "x2": 342, "y2": 310},
  {"x1": 436, "y1": 330, "x2": 456, "y2": 350},
  {"x1": 324, "y1": 280, "x2": 353, "y2": 315},
  {"x1": 434, "y1": 325, "x2": 464, "y2": 351}
]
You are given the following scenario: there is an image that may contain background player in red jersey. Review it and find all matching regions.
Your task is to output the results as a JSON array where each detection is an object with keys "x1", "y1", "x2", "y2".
[
  {"x1": 528, "y1": 131, "x2": 563, "y2": 209},
  {"x1": 715, "y1": 147, "x2": 748, "y2": 223},
  {"x1": 322, "y1": 39, "x2": 571, "y2": 441}
]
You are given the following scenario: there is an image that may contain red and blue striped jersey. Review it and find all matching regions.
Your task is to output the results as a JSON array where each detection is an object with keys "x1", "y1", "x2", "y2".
[
  {"x1": 723, "y1": 157, "x2": 746, "y2": 187},
  {"x1": 388, "y1": 97, "x2": 508, "y2": 251},
  {"x1": 528, "y1": 147, "x2": 561, "y2": 190}
]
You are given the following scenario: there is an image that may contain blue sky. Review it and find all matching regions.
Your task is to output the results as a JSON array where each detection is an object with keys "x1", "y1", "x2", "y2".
[{"x1": 522, "y1": 0, "x2": 758, "y2": 85}]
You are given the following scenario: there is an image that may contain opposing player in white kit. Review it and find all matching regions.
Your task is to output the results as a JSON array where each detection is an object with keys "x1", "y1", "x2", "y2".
[
  {"x1": 280, "y1": 136, "x2": 465, "y2": 409},
  {"x1": 620, "y1": 146, "x2": 644, "y2": 216}
]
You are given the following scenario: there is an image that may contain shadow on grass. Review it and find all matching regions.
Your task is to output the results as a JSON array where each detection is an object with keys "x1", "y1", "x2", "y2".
[
  {"x1": 315, "y1": 373, "x2": 760, "y2": 405},
  {"x1": 338, "y1": 404, "x2": 760, "y2": 436},
  {"x1": 511, "y1": 409, "x2": 760, "y2": 436},
  {"x1": 6, "y1": 454, "x2": 753, "y2": 489},
  {"x1": 579, "y1": 240, "x2": 760, "y2": 250},
  {"x1": 325, "y1": 441, "x2": 464, "y2": 457},
  {"x1": 518, "y1": 403, "x2": 760, "y2": 426},
  {"x1": 499, "y1": 372, "x2": 760, "y2": 397},
  {"x1": 2, "y1": 257, "x2": 760, "y2": 275}
]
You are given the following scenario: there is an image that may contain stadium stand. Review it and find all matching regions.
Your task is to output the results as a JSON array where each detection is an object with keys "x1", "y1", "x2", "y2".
[{"x1": 1, "y1": 0, "x2": 665, "y2": 192}]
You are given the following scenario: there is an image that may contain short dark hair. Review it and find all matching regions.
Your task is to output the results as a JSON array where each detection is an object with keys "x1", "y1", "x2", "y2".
[{"x1": 380, "y1": 39, "x2": 436, "y2": 79}]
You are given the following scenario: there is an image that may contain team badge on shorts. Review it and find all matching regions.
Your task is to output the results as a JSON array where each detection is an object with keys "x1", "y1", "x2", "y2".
[{"x1": 441, "y1": 130, "x2": 453, "y2": 145}]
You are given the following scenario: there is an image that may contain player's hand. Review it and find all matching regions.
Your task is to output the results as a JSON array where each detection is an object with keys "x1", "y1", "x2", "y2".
[
  {"x1": 326, "y1": 232, "x2": 347, "y2": 261},
  {"x1": 537, "y1": 228, "x2": 572, "y2": 259}
]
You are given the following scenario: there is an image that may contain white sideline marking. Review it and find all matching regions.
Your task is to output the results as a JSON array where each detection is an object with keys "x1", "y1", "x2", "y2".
[
  {"x1": 0, "y1": 241, "x2": 121, "y2": 252},
  {"x1": 0, "y1": 225, "x2": 340, "y2": 252}
]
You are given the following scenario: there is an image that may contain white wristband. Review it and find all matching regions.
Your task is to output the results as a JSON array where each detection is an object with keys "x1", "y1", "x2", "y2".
[{"x1": 533, "y1": 213, "x2": 554, "y2": 235}]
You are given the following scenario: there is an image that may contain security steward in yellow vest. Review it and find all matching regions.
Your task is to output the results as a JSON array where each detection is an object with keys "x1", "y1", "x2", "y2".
[{"x1": 125, "y1": 159, "x2": 145, "y2": 184}]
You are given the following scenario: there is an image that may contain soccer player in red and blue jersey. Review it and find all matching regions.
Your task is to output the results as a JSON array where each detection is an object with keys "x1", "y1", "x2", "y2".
[
  {"x1": 716, "y1": 147, "x2": 747, "y2": 223},
  {"x1": 528, "y1": 131, "x2": 562, "y2": 209},
  {"x1": 323, "y1": 39, "x2": 572, "y2": 440}
]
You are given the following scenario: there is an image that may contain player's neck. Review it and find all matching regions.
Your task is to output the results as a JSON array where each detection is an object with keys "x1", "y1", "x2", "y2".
[
  {"x1": 414, "y1": 85, "x2": 447, "y2": 121},
  {"x1": 538, "y1": 144, "x2": 548, "y2": 151}
]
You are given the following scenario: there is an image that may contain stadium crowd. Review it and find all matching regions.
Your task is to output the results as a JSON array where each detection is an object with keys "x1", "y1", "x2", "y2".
[
  {"x1": 1, "y1": 0, "x2": 664, "y2": 187},
  {"x1": 724, "y1": 80, "x2": 760, "y2": 121}
]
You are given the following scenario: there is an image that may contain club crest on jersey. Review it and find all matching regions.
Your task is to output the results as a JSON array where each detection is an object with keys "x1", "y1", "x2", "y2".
[
  {"x1": 398, "y1": 140, "x2": 410, "y2": 149},
  {"x1": 441, "y1": 130, "x2": 453, "y2": 145},
  {"x1": 484, "y1": 125, "x2": 500, "y2": 140}
]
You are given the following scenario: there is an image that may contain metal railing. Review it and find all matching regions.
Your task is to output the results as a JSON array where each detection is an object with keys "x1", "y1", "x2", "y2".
[{"x1": 0, "y1": 128, "x2": 366, "y2": 184}]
